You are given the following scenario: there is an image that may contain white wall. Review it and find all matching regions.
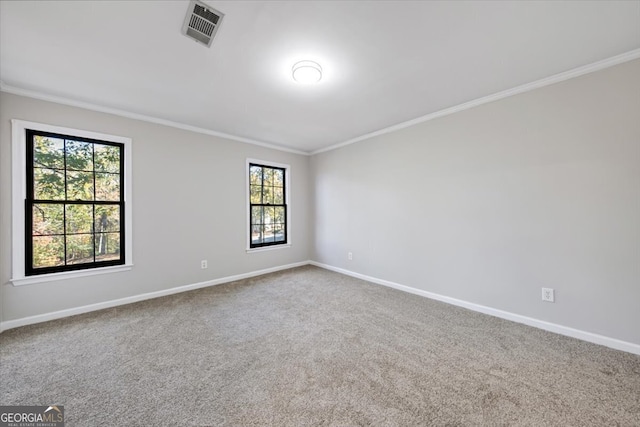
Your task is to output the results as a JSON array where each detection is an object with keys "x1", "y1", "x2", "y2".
[
  {"x1": 311, "y1": 59, "x2": 640, "y2": 345},
  {"x1": 0, "y1": 93, "x2": 311, "y2": 324}
]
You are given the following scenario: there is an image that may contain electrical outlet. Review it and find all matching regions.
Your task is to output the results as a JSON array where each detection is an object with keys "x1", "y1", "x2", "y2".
[
  {"x1": 542, "y1": 287, "x2": 554, "y2": 303},
  {"x1": 201, "y1": 260, "x2": 208, "y2": 269},
  {"x1": 348, "y1": 252, "x2": 353, "y2": 260}
]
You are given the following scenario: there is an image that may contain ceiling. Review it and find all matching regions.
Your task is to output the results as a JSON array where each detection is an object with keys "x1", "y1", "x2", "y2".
[{"x1": 1, "y1": 1, "x2": 639, "y2": 154}]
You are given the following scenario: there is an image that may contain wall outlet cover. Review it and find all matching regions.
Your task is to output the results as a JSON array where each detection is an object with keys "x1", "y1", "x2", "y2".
[{"x1": 542, "y1": 287, "x2": 555, "y2": 302}]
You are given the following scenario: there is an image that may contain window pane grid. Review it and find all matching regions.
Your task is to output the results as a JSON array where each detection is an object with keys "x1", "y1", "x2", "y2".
[
  {"x1": 249, "y1": 163, "x2": 287, "y2": 248},
  {"x1": 27, "y1": 130, "x2": 124, "y2": 275}
]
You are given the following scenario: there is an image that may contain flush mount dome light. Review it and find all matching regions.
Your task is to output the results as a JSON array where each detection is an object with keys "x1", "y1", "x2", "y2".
[{"x1": 292, "y1": 60, "x2": 322, "y2": 84}]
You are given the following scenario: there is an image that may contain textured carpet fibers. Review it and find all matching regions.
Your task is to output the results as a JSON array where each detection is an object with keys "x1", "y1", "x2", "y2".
[{"x1": 1, "y1": 266, "x2": 639, "y2": 426}]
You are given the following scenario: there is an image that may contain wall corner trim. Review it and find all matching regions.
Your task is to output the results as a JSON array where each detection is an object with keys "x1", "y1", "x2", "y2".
[
  {"x1": 0, "y1": 80, "x2": 309, "y2": 156},
  {"x1": 308, "y1": 261, "x2": 640, "y2": 356},
  {"x1": 0, "y1": 261, "x2": 310, "y2": 333},
  {"x1": 311, "y1": 48, "x2": 640, "y2": 155}
]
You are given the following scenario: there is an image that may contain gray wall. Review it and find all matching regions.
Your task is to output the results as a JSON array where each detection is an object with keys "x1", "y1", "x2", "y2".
[
  {"x1": 311, "y1": 59, "x2": 640, "y2": 345},
  {"x1": 2, "y1": 59, "x2": 639, "y2": 347},
  {"x1": 0, "y1": 93, "x2": 311, "y2": 322}
]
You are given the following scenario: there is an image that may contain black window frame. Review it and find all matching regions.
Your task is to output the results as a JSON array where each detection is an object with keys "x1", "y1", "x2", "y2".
[
  {"x1": 249, "y1": 163, "x2": 288, "y2": 249},
  {"x1": 25, "y1": 129, "x2": 125, "y2": 276}
]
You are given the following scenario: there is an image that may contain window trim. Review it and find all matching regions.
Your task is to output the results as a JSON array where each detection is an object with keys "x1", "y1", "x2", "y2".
[
  {"x1": 246, "y1": 158, "x2": 291, "y2": 252},
  {"x1": 11, "y1": 120, "x2": 133, "y2": 286}
]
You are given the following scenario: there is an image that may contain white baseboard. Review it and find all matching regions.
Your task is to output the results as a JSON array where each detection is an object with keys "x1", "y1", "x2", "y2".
[
  {"x1": 0, "y1": 261, "x2": 309, "y2": 332},
  {"x1": 309, "y1": 261, "x2": 640, "y2": 356},
  {"x1": 4, "y1": 259, "x2": 639, "y2": 356}
]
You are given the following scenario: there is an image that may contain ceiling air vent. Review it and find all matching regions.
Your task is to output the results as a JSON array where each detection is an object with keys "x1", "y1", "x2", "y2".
[{"x1": 182, "y1": 1, "x2": 224, "y2": 47}]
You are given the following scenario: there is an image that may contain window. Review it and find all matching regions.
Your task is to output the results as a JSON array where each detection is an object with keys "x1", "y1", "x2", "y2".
[
  {"x1": 11, "y1": 120, "x2": 132, "y2": 284},
  {"x1": 26, "y1": 130, "x2": 124, "y2": 275},
  {"x1": 248, "y1": 161, "x2": 289, "y2": 249}
]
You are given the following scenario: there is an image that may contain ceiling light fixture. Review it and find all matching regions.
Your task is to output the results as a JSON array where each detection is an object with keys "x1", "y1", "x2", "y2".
[{"x1": 292, "y1": 60, "x2": 322, "y2": 84}]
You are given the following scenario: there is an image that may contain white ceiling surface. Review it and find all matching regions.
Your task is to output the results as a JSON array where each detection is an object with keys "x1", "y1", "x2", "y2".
[{"x1": 1, "y1": 1, "x2": 639, "y2": 154}]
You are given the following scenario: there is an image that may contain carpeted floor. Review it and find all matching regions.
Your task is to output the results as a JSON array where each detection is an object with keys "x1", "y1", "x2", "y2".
[{"x1": 1, "y1": 266, "x2": 639, "y2": 426}]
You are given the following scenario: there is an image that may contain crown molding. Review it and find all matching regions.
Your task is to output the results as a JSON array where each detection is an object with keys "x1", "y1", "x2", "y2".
[
  {"x1": 3, "y1": 48, "x2": 639, "y2": 157},
  {"x1": 312, "y1": 48, "x2": 640, "y2": 155},
  {"x1": 0, "y1": 81, "x2": 309, "y2": 156}
]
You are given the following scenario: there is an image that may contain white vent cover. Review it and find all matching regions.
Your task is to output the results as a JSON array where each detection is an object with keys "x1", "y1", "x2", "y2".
[{"x1": 182, "y1": 1, "x2": 224, "y2": 47}]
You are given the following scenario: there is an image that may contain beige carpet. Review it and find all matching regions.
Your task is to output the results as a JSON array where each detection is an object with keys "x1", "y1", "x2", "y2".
[{"x1": 1, "y1": 266, "x2": 639, "y2": 426}]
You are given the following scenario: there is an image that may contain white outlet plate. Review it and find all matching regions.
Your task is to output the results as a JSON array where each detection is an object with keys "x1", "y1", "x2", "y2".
[
  {"x1": 348, "y1": 252, "x2": 353, "y2": 260},
  {"x1": 542, "y1": 287, "x2": 554, "y2": 302},
  {"x1": 201, "y1": 260, "x2": 208, "y2": 269}
]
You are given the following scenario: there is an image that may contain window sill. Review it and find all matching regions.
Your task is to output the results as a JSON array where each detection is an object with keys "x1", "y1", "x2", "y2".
[
  {"x1": 10, "y1": 264, "x2": 133, "y2": 286},
  {"x1": 246, "y1": 243, "x2": 291, "y2": 253}
]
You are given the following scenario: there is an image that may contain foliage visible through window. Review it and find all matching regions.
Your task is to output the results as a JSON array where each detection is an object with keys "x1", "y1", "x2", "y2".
[
  {"x1": 26, "y1": 130, "x2": 124, "y2": 275},
  {"x1": 249, "y1": 163, "x2": 287, "y2": 248}
]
